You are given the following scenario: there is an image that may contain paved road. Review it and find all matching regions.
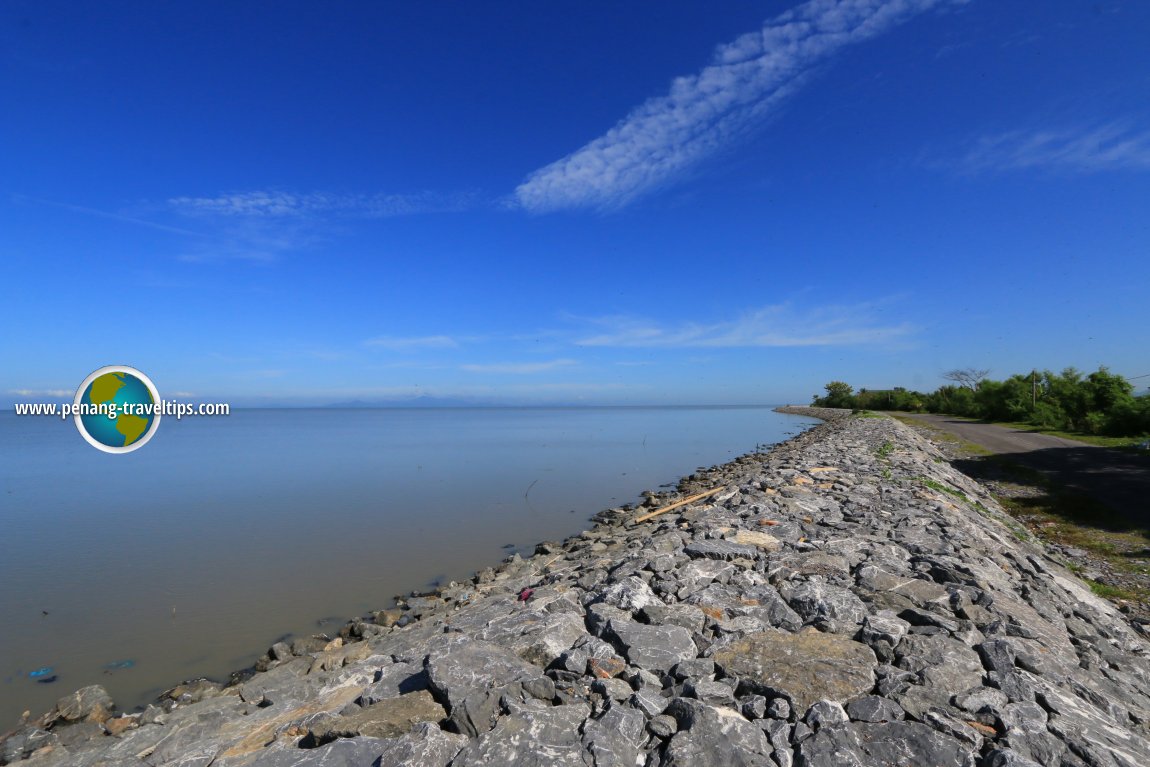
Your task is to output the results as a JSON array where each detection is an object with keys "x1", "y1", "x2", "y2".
[{"x1": 897, "y1": 413, "x2": 1150, "y2": 526}]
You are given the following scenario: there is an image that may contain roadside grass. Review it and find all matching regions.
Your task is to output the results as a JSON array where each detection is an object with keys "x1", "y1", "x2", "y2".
[
  {"x1": 889, "y1": 414, "x2": 993, "y2": 456},
  {"x1": 989, "y1": 421, "x2": 1146, "y2": 450},
  {"x1": 852, "y1": 410, "x2": 886, "y2": 419},
  {"x1": 900, "y1": 413, "x2": 1150, "y2": 607},
  {"x1": 986, "y1": 458, "x2": 1150, "y2": 602},
  {"x1": 993, "y1": 481, "x2": 1150, "y2": 557},
  {"x1": 895, "y1": 412, "x2": 1147, "y2": 451},
  {"x1": 1085, "y1": 579, "x2": 1144, "y2": 602}
]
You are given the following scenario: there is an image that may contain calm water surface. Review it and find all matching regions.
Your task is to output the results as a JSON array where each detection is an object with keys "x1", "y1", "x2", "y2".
[{"x1": 0, "y1": 406, "x2": 818, "y2": 725}]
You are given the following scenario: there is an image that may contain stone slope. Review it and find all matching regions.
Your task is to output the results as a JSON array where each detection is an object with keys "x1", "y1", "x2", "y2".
[{"x1": 5, "y1": 409, "x2": 1150, "y2": 766}]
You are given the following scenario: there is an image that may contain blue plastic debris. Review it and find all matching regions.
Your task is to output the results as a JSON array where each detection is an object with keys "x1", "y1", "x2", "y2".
[{"x1": 28, "y1": 667, "x2": 54, "y2": 678}]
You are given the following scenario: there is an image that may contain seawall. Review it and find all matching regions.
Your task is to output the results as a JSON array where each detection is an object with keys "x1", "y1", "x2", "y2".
[{"x1": 4, "y1": 408, "x2": 1150, "y2": 766}]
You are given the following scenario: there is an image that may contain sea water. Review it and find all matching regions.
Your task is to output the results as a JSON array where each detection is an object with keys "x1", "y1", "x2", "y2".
[{"x1": 0, "y1": 406, "x2": 819, "y2": 725}]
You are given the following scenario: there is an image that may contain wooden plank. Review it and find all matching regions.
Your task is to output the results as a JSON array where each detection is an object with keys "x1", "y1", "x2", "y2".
[{"x1": 633, "y1": 486, "x2": 725, "y2": 523}]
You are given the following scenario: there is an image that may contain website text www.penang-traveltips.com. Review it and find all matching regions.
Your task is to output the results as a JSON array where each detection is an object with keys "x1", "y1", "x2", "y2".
[{"x1": 13, "y1": 401, "x2": 231, "y2": 419}]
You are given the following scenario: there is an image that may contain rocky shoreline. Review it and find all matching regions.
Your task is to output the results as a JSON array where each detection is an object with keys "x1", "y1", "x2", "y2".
[{"x1": 4, "y1": 407, "x2": 1150, "y2": 766}]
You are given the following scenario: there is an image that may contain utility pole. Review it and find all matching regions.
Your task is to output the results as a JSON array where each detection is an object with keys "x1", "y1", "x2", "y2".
[{"x1": 1031, "y1": 370, "x2": 1037, "y2": 408}]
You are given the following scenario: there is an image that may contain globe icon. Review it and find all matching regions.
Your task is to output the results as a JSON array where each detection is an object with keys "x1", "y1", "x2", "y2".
[{"x1": 75, "y1": 367, "x2": 161, "y2": 453}]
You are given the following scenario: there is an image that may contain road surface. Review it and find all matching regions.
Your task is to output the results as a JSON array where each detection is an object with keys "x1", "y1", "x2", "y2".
[{"x1": 897, "y1": 413, "x2": 1149, "y2": 526}]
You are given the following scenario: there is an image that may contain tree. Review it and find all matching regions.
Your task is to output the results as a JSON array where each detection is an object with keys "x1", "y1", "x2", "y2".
[
  {"x1": 1085, "y1": 367, "x2": 1134, "y2": 412},
  {"x1": 942, "y1": 368, "x2": 990, "y2": 391},
  {"x1": 817, "y1": 381, "x2": 855, "y2": 409}
]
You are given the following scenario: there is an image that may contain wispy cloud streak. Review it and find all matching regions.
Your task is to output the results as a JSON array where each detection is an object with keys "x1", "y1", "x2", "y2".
[
  {"x1": 515, "y1": 0, "x2": 963, "y2": 212},
  {"x1": 461, "y1": 359, "x2": 577, "y2": 374},
  {"x1": 956, "y1": 123, "x2": 1150, "y2": 174},
  {"x1": 175, "y1": 218, "x2": 317, "y2": 262},
  {"x1": 366, "y1": 335, "x2": 460, "y2": 351},
  {"x1": 13, "y1": 195, "x2": 205, "y2": 237},
  {"x1": 166, "y1": 190, "x2": 479, "y2": 261},
  {"x1": 169, "y1": 190, "x2": 479, "y2": 218},
  {"x1": 577, "y1": 302, "x2": 913, "y2": 348}
]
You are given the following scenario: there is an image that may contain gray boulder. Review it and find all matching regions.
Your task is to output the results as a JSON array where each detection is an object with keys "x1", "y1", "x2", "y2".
[
  {"x1": 710, "y1": 630, "x2": 876, "y2": 712},
  {"x1": 308, "y1": 690, "x2": 445, "y2": 741},
  {"x1": 582, "y1": 703, "x2": 647, "y2": 767},
  {"x1": 609, "y1": 620, "x2": 698, "y2": 673},
  {"x1": 54, "y1": 685, "x2": 114, "y2": 724},
  {"x1": 450, "y1": 701, "x2": 593, "y2": 766},
  {"x1": 662, "y1": 698, "x2": 773, "y2": 766},
  {"x1": 423, "y1": 634, "x2": 541, "y2": 737}
]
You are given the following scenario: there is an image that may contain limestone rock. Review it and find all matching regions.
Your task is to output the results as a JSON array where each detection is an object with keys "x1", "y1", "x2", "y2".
[
  {"x1": 424, "y1": 634, "x2": 541, "y2": 737},
  {"x1": 582, "y1": 704, "x2": 646, "y2": 767},
  {"x1": 308, "y1": 690, "x2": 445, "y2": 741},
  {"x1": 449, "y1": 701, "x2": 593, "y2": 766},
  {"x1": 684, "y1": 540, "x2": 760, "y2": 562},
  {"x1": 54, "y1": 686, "x2": 114, "y2": 724},
  {"x1": 663, "y1": 698, "x2": 773, "y2": 766},
  {"x1": 710, "y1": 630, "x2": 876, "y2": 712},
  {"x1": 609, "y1": 620, "x2": 698, "y2": 673}
]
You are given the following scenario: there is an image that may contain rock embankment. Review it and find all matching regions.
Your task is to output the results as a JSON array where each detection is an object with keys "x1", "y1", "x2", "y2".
[{"x1": 5, "y1": 408, "x2": 1150, "y2": 766}]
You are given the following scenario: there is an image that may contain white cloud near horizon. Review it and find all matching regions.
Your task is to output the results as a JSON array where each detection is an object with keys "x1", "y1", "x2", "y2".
[
  {"x1": 955, "y1": 122, "x2": 1150, "y2": 174},
  {"x1": 365, "y1": 335, "x2": 460, "y2": 351},
  {"x1": 169, "y1": 190, "x2": 479, "y2": 219},
  {"x1": 576, "y1": 302, "x2": 914, "y2": 348},
  {"x1": 515, "y1": 0, "x2": 964, "y2": 212},
  {"x1": 9, "y1": 388, "x2": 73, "y2": 398},
  {"x1": 461, "y1": 359, "x2": 578, "y2": 374}
]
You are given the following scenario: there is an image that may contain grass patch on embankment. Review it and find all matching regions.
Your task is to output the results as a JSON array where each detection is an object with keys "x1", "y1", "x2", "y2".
[
  {"x1": 888, "y1": 414, "x2": 993, "y2": 456},
  {"x1": 896, "y1": 414, "x2": 1150, "y2": 607},
  {"x1": 917, "y1": 476, "x2": 1033, "y2": 543},
  {"x1": 983, "y1": 458, "x2": 1150, "y2": 603}
]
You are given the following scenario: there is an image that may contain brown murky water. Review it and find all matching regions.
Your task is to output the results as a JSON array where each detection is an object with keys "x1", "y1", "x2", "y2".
[{"x1": 0, "y1": 406, "x2": 817, "y2": 726}]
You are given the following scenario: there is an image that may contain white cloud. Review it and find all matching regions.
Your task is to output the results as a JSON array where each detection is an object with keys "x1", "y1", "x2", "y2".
[
  {"x1": 12, "y1": 195, "x2": 206, "y2": 237},
  {"x1": 515, "y1": 0, "x2": 963, "y2": 212},
  {"x1": 9, "y1": 389, "x2": 72, "y2": 398},
  {"x1": 166, "y1": 190, "x2": 480, "y2": 262},
  {"x1": 461, "y1": 359, "x2": 578, "y2": 374},
  {"x1": 173, "y1": 217, "x2": 320, "y2": 263},
  {"x1": 576, "y1": 302, "x2": 914, "y2": 348},
  {"x1": 365, "y1": 335, "x2": 460, "y2": 351},
  {"x1": 956, "y1": 122, "x2": 1150, "y2": 174},
  {"x1": 169, "y1": 190, "x2": 479, "y2": 218}
]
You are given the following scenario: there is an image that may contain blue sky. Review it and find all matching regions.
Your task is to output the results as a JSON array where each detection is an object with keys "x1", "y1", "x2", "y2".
[{"x1": 3, "y1": 0, "x2": 1148, "y2": 406}]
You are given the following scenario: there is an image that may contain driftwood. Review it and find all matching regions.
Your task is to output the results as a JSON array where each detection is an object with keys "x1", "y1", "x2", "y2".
[{"x1": 633, "y1": 486, "x2": 725, "y2": 523}]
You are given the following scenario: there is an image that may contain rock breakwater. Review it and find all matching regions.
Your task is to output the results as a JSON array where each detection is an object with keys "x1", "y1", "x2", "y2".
[{"x1": 4, "y1": 408, "x2": 1150, "y2": 766}]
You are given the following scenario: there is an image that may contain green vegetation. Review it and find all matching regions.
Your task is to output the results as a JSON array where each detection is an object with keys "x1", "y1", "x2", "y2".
[
  {"x1": 988, "y1": 422, "x2": 1144, "y2": 450},
  {"x1": 898, "y1": 410, "x2": 1148, "y2": 605},
  {"x1": 889, "y1": 414, "x2": 993, "y2": 455},
  {"x1": 1085, "y1": 579, "x2": 1142, "y2": 602},
  {"x1": 813, "y1": 366, "x2": 1150, "y2": 438},
  {"x1": 978, "y1": 458, "x2": 1150, "y2": 601},
  {"x1": 917, "y1": 475, "x2": 1032, "y2": 541},
  {"x1": 921, "y1": 477, "x2": 966, "y2": 499},
  {"x1": 875, "y1": 440, "x2": 894, "y2": 458}
]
